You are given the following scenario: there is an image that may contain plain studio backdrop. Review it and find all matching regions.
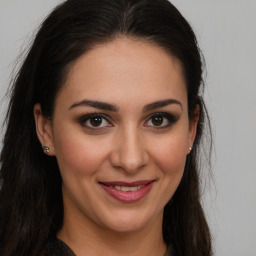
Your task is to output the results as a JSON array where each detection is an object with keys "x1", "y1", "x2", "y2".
[{"x1": 0, "y1": 1, "x2": 255, "y2": 255}]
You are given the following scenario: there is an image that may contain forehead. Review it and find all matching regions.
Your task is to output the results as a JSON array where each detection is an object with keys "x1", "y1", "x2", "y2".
[{"x1": 57, "y1": 38, "x2": 187, "y2": 109}]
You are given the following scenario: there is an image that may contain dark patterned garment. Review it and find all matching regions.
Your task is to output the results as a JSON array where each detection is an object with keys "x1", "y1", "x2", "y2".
[{"x1": 41, "y1": 238, "x2": 173, "y2": 256}]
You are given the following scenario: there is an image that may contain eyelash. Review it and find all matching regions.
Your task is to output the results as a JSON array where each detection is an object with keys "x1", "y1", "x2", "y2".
[
  {"x1": 78, "y1": 112, "x2": 178, "y2": 130},
  {"x1": 144, "y1": 112, "x2": 178, "y2": 129},
  {"x1": 78, "y1": 113, "x2": 112, "y2": 130}
]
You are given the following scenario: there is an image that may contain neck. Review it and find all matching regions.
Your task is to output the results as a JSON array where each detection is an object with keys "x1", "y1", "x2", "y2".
[{"x1": 58, "y1": 208, "x2": 167, "y2": 256}]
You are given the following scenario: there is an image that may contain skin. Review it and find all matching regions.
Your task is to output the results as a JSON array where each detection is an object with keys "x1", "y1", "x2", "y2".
[{"x1": 34, "y1": 38, "x2": 198, "y2": 256}]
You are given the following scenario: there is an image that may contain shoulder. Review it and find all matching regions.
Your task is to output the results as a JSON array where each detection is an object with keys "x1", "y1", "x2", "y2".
[{"x1": 40, "y1": 238, "x2": 76, "y2": 256}]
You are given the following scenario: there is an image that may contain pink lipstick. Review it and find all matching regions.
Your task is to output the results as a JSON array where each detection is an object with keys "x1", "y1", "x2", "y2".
[{"x1": 99, "y1": 180, "x2": 155, "y2": 203}]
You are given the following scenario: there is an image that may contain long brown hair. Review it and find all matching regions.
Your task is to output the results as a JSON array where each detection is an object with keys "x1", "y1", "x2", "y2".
[{"x1": 0, "y1": 0, "x2": 212, "y2": 255}]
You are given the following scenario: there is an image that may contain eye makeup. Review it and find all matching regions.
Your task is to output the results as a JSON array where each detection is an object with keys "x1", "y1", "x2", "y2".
[
  {"x1": 144, "y1": 112, "x2": 179, "y2": 130},
  {"x1": 78, "y1": 113, "x2": 113, "y2": 130},
  {"x1": 76, "y1": 111, "x2": 179, "y2": 133}
]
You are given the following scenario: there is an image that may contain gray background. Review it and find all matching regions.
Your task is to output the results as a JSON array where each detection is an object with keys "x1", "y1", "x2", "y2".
[{"x1": 0, "y1": 1, "x2": 256, "y2": 255}]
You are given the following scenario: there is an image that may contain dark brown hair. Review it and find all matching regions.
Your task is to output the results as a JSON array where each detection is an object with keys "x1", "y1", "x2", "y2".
[{"x1": 0, "y1": 0, "x2": 212, "y2": 255}]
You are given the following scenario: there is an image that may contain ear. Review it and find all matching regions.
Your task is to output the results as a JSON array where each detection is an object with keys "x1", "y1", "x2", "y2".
[
  {"x1": 34, "y1": 103, "x2": 55, "y2": 156},
  {"x1": 187, "y1": 104, "x2": 200, "y2": 154}
]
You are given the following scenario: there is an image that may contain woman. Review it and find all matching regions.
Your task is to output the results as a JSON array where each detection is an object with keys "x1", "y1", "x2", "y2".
[{"x1": 0, "y1": 0, "x2": 212, "y2": 255}]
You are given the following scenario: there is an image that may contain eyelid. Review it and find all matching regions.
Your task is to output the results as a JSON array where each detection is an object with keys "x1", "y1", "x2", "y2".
[
  {"x1": 144, "y1": 112, "x2": 179, "y2": 128},
  {"x1": 78, "y1": 113, "x2": 113, "y2": 129},
  {"x1": 77, "y1": 111, "x2": 178, "y2": 130}
]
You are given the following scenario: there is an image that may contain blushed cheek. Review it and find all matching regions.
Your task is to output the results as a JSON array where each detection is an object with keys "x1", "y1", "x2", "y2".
[
  {"x1": 153, "y1": 138, "x2": 187, "y2": 177},
  {"x1": 161, "y1": 153, "x2": 186, "y2": 179},
  {"x1": 161, "y1": 149, "x2": 187, "y2": 198},
  {"x1": 54, "y1": 134, "x2": 109, "y2": 178}
]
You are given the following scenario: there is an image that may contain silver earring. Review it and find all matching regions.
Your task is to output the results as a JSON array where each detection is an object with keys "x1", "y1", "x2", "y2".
[
  {"x1": 189, "y1": 147, "x2": 192, "y2": 152},
  {"x1": 42, "y1": 146, "x2": 50, "y2": 153}
]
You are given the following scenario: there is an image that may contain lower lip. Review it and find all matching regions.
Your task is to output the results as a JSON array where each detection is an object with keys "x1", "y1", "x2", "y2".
[{"x1": 100, "y1": 182, "x2": 154, "y2": 203}]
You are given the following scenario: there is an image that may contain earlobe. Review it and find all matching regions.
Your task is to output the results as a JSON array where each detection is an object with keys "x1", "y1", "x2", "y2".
[{"x1": 33, "y1": 103, "x2": 55, "y2": 156}]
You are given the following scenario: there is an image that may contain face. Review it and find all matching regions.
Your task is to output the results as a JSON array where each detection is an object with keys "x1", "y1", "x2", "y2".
[{"x1": 35, "y1": 38, "x2": 197, "y2": 234}]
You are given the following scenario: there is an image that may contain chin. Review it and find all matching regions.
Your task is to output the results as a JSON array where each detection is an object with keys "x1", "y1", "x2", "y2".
[{"x1": 99, "y1": 208, "x2": 161, "y2": 234}]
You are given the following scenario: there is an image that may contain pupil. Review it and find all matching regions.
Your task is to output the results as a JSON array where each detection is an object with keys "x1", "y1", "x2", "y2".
[
  {"x1": 152, "y1": 116, "x2": 163, "y2": 126},
  {"x1": 90, "y1": 117, "x2": 102, "y2": 126}
]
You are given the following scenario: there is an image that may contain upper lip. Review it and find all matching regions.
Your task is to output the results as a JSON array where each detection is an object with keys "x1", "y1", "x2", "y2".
[{"x1": 99, "y1": 180, "x2": 155, "y2": 187}]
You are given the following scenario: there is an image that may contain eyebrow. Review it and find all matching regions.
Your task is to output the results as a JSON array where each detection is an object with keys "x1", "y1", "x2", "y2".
[
  {"x1": 69, "y1": 99, "x2": 119, "y2": 112},
  {"x1": 143, "y1": 99, "x2": 182, "y2": 112},
  {"x1": 69, "y1": 98, "x2": 182, "y2": 112}
]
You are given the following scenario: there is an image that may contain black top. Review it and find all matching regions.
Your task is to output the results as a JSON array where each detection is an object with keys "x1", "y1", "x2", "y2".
[
  {"x1": 41, "y1": 238, "x2": 76, "y2": 256},
  {"x1": 41, "y1": 238, "x2": 173, "y2": 256}
]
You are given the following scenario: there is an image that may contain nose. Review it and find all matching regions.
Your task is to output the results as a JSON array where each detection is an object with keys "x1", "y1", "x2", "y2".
[{"x1": 110, "y1": 126, "x2": 149, "y2": 174}]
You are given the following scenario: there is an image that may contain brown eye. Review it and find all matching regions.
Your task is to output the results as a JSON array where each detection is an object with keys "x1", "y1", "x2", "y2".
[
  {"x1": 79, "y1": 113, "x2": 112, "y2": 129},
  {"x1": 89, "y1": 116, "x2": 103, "y2": 127},
  {"x1": 145, "y1": 112, "x2": 178, "y2": 129},
  {"x1": 151, "y1": 116, "x2": 163, "y2": 126}
]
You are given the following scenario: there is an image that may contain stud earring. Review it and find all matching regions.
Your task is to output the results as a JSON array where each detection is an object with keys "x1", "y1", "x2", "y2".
[
  {"x1": 189, "y1": 147, "x2": 192, "y2": 152},
  {"x1": 42, "y1": 146, "x2": 50, "y2": 153}
]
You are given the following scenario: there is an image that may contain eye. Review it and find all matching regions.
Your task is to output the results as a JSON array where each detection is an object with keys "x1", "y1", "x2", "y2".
[
  {"x1": 79, "y1": 113, "x2": 112, "y2": 129},
  {"x1": 145, "y1": 112, "x2": 178, "y2": 128}
]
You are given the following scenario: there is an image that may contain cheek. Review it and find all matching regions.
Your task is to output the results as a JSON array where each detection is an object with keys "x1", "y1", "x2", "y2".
[
  {"x1": 148, "y1": 133, "x2": 188, "y2": 206},
  {"x1": 150, "y1": 132, "x2": 188, "y2": 176},
  {"x1": 53, "y1": 130, "x2": 108, "y2": 178}
]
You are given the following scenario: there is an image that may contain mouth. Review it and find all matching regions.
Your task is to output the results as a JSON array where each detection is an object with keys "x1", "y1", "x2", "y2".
[{"x1": 98, "y1": 180, "x2": 155, "y2": 203}]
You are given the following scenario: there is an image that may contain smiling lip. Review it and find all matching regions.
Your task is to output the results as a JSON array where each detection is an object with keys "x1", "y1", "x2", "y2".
[{"x1": 99, "y1": 180, "x2": 155, "y2": 203}]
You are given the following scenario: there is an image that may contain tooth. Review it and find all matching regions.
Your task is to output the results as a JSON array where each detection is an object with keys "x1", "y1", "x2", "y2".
[
  {"x1": 113, "y1": 185, "x2": 146, "y2": 191},
  {"x1": 121, "y1": 186, "x2": 129, "y2": 192}
]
